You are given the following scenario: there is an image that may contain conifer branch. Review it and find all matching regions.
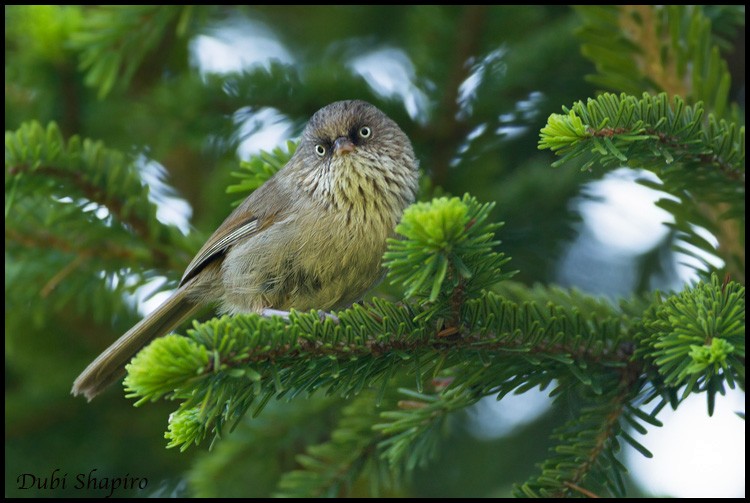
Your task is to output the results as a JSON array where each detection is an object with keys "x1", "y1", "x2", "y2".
[
  {"x1": 69, "y1": 5, "x2": 191, "y2": 98},
  {"x1": 6, "y1": 5, "x2": 744, "y2": 498},
  {"x1": 539, "y1": 92, "x2": 745, "y2": 282},
  {"x1": 573, "y1": 6, "x2": 745, "y2": 283},
  {"x1": 575, "y1": 5, "x2": 742, "y2": 121},
  {"x1": 274, "y1": 393, "x2": 398, "y2": 497},
  {"x1": 120, "y1": 183, "x2": 743, "y2": 497},
  {"x1": 5, "y1": 121, "x2": 197, "y2": 275}
]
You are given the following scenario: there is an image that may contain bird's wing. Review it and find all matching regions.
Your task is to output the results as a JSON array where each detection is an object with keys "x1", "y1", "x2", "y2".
[{"x1": 179, "y1": 177, "x2": 288, "y2": 286}]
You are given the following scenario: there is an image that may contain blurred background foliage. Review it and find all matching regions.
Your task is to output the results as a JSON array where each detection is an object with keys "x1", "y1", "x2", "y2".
[{"x1": 5, "y1": 5, "x2": 744, "y2": 497}]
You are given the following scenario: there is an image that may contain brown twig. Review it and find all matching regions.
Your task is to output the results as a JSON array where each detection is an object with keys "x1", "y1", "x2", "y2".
[{"x1": 563, "y1": 481, "x2": 600, "y2": 498}]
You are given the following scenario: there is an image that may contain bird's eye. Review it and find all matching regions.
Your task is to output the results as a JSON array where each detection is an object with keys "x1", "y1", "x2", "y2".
[
  {"x1": 315, "y1": 144, "x2": 326, "y2": 157},
  {"x1": 358, "y1": 126, "x2": 372, "y2": 139}
]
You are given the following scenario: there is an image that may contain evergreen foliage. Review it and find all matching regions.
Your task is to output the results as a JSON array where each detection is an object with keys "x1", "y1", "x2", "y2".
[
  {"x1": 227, "y1": 140, "x2": 297, "y2": 205},
  {"x1": 5, "y1": 5, "x2": 744, "y2": 498}
]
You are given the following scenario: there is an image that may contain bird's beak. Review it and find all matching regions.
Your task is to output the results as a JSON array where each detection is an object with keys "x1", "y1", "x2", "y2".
[{"x1": 333, "y1": 136, "x2": 355, "y2": 156}]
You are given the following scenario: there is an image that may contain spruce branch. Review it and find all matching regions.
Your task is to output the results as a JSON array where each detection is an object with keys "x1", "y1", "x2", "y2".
[
  {"x1": 515, "y1": 374, "x2": 643, "y2": 498},
  {"x1": 539, "y1": 92, "x2": 744, "y2": 281},
  {"x1": 538, "y1": 93, "x2": 744, "y2": 180},
  {"x1": 5, "y1": 121, "x2": 197, "y2": 274},
  {"x1": 572, "y1": 6, "x2": 745, "y2": 283},
  {"x1": 384, "y1": 194, "x2": 513, "y2": 320},
  {"x1": 575, "y1": 5, "x2": 743, "y2": 121},
  {"x1": 274, "y1": 384, "x2": 470, "y2": 497},
  {"x1": 69, "y1": 5, "x2": 193, "y2": 98},
  {"x1": 635, "y1": 274, "x2": 745, "y2": 414},
  {"x1": 124, "y1": 195, "x2": 638, "y2": 456},
  {"x1": 6, "y1": 5, "x2": 745, "y2": 498},
  {"x1": 274, "y1": 392, "x2": 400, "y2": 498},
  {"x1": 186, "y1": 396, "x2": 342, "y2": 498},
  {"x1": 374, "y1": 385, "x2": 476, "y2": 473},
  {"x1": 115, "y1": 185, "x2": 743, "y2": 497},
  {"x1": 227, "y1": 140, "x2": 297, "y2": 205}
]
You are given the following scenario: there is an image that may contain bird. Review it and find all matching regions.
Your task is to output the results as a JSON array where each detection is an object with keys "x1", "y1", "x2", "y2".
[{"x1": 72, "y1": 99, "x2": 420, "y2": 400}]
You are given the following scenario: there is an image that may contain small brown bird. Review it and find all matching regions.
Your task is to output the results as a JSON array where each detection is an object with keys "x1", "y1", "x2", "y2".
[{"x1": 72, "y1": 100, "x2": 420, "y2": 400}]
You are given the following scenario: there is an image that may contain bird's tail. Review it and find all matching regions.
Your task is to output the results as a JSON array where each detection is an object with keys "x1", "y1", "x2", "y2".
[{"x1": 71, "y1": 286, "x2": 201, "y2": 401}]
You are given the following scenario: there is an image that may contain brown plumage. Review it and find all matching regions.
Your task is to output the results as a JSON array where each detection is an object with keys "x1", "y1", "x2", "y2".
[{"x1": 72, "y1": 100, "x2": 419, "y2": 400}]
